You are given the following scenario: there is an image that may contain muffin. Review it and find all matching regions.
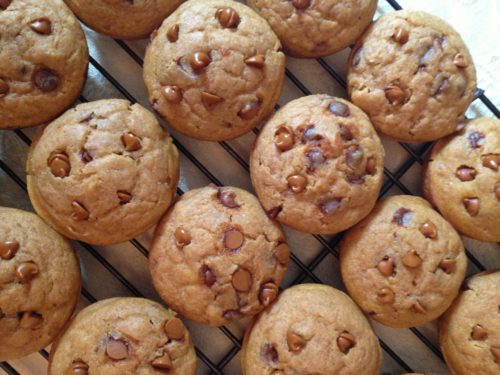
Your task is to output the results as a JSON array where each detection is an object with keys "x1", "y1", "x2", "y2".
[
  {"x1": 64, "y1": 0, "x2": 184, "y2": 40},
  {"x1": 0, "y1": 0, "x2": 88, "y2": 129},
  {"x1": 347, "y1": 10, "x2": 477, "y2": 142},
  {"x1": 27, "y1": 99, "x2": 179, "y2": 245},
  {"x1": 149, "y1": 185, "x2": 289, "y2": 326},
  {"x1": 0, "y1": 207, "x2": 81, "y2": 361},
  {"x1": 143, "y1": 0, "x2": 285, "y2": 141},
  {"x1": 248, "y1": 0, "x2": 378, "y2": 57},
  {"x1": 439, "y1": 270, "x2": 500, "y2": 375},
  {"x1": 241, "y1": 284, "x2": 382, "y2": 374},
  {"x1": 49, "y1": 297, "x2": 197, "y2": 374},
  {"x1": 340, "y1": 195, "x2": 467, "y2": 328},
  {"x1": 250, "y1": 95, "x2": 384, "y2": 234},
  {"x1": 423, "y1": 117, "x2": 500, "y2": 242}
]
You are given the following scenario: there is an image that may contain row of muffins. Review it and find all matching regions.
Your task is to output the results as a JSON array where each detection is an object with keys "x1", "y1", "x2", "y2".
[
  {"x1": 1, "y1": 203, "x2": 498, "y2": 374},
  {"x1": 1, "y1": 0, "x2": 498, "y2": 375}
]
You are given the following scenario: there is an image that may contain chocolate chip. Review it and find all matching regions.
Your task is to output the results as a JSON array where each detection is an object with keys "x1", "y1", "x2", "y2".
[
  {"x1": 412, "y1": 301, "x2": 427, "y2": 314},
  {"x1": 320, "y1": 198, "x2": 342, "y2": 214},
  {"x1": 393, "y1": 26, "x2": 409, "y2": 44},
  {"x1": 71, "y1": 201, "x2": 89, "y2": 221},
  {"x1": 0, "y1": 0, "x2": 11, "y2": 10},
  {"x1": 377, "y1": 288, "x2": 395, "y2": 304},
  {"x1": 274, "y1": 126, "x2": 294, "y2": 151},
  {"x1": 482, "y1": 155, "x2": 499, "y2": 171},
  {"x1": 287, "y1": 331, "x2": 306, "y2": 352},
  {"x1": 267, "y1": 206, "x2": 282, "y2": 219},
  {"x1": 392, "y1": 208, "x2": 413, "y2": 226},
  {"x1": 419, "y1": 221, "x2": 437, "y2": 239},
  {"x1": 262, "y1": 343, "x2": 279, "y2": 363},
  {"x1": 117, "y1": 191, "x2": 132, "y2": 205},
  {"x1": 259, "y1": 282, "x2": 278, "y2": 306},
  {"x1": 81, "y1": 149, "x2": 93, "y2": 163},
  {"x1": 495, "y1": 183, "x2": 500, "y2": 201},
  {"x1": 419, "y1": 45, "x2": 437, "y2": 68},
  {"x1": 223, "y1": 309, "x2": 241, "y2": 321},
  {"x1": 245, "y1": 55, "x2": 265, "y2": 68},
  {"x1": 490, "y1": 346, "x2": 500, "y2": 363},
  {"x1": 287, "y1": 174, "x2": 307, "y2": 193},
  {"x1": 218, "y1": 190, "x2": 239, "y2": 208},
  {"x1": 435, "y1": 78, "x2": 450, "y2": 96},
  {"x1": 275, "y1": 243, "x2": 290, "y2": 266},
  {"x1": 402, "y1": 249, "x2": 422, "y2": 268},
  {"x1": 328, "y1": 101, "x2": 350, "y2": 117},
  {"x1": 453, "y1": 53, "x2": 468, "y2": 68},
  {"x1": 306, "y1": 149, "x2": 325, "y2": 173},
  {"x1": 463, "y1": 197, "x2": 480, "y2": 216},
  {"x1": 106, "y1": 338, "x2": 128, "y2": 360},
  {"x1": 271, "y1": 370, "x2": 284, "y2": 375},
  {"x1": 162, "y1": 85, "x2": 182, "y2": 103},
  {"x1": 152, "y1": 353, "x2": 172, "y2": 370},
  {"x1": 468, "y1": 131, "x2": 485, "y2": 148},
  {"x1": 301, "y1": 125, "x2": 323, "y2": 143},
  {"x1": 0, "y1": 78, "x2": 9, "y2": 98},
  {"x1": 201, "y1": 265, "x2": 216, "y2": 286},
  {"x1": 121, "y1": 132, "x2": 141, "y2": 152},
  {"x1": 385, "y1": 85, "x2": 406, "y2": 105},
  {"x1": 438, "y1": 258, "x2": 456, "y2": 274},
  {"x1": 346, "y1": 145, "x2": 364, "y2": 170},
  {"x1": 201, "y1": 92, "x2": 223, "y2": 109},
  {"x1": 167, "y1": 24, "x2": 179, "y2": 42},
  {"x1": 16, "y1": 262, "x2": 39, "y2": 283},
  {"x1": 377, "y1": 256, "x2": 394, "y2": 277},
  {"x1": 365, "y1": 157, "x2": 377, "y2": 175},
  {"x1": 33, "y1": 68, "x2": 59, "y2": 92},
  {"x1": 347, "y1": 174, "x2": 365, "y2": 185},
  {"x1": 0, "y1": 240, "x2": 19, "y2": 260},
  {"x1": 337, "y1": 332, "x2": 355, "y2": 354},
  {"x1": 216, "y1": 7, "x2": 240, "y2": 28},
  {"x1": 238, "y1": 101, "x2": 260, "y2": 120},
  {"x1": 456, "y1": 166, "x2": 477, "y2": 181},
  {"x1": 339, "y1": 125, "x2": 354, "y2": 141},
  {"x1": 48, "y1": 152, "x2": 71, "y2": 178},
  {"x1": 164, "y1": 317, "x2": 186, "y2": 340},
  {"x1": 190, "y1": 52, "x2": 211, "y2": 72},
  {"x1": 292, "y1": 0, "x2": 311, "y2": 10},
  {"x1": 232, "y1": 268, "x2": 252, "y2": 292},
  {"x1": 224, "y1": 228, "x2": 244, "y2": 250},
  {"x1": 30, "y1": 18, "x2": 52, "y2": 35},
  {"x1": 19, "y1": 311, "x2": 43, "y2": 329},
  {"x1": 470, "y1": 324, "x2": 487, "y2": 341},
  {"x1": 174, "y1": 227, "x2": 191, "y2": 248},
  {"x1": 68, "y1": 361, "x2": 89, "y2": 375}
]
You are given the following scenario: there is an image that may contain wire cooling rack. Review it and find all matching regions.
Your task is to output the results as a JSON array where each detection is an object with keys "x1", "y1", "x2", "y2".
[{"x1": 1, "y1": 0, "x2": 499, "y2": 374}]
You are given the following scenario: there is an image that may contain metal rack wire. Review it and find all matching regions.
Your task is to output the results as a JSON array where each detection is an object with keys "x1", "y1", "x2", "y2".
[{"x1": 1, "y1": 0, "x2": 498, "y2": 374}]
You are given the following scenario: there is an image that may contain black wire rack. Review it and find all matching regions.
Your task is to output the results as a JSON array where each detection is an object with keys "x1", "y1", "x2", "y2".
[{"x1": 1, "y1": 0, "x2": 499, "y2": 374}]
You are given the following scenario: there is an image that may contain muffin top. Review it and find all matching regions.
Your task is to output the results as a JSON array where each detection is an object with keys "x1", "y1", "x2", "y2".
[
  {"x1": 241, "y1": 284, "x2": 382, "y2": 375},
  {"x1": 149, "y1": 185, "x2": 289, "y2": 326},
  {"x1": 340, "y1": 195, "x2": 467, "y2": 328},
  {"x1": 143, "y1": 0, "x2": 285, "y2": 141},
  {"x1": 27, "y1": 99, "x2": 179, "y2": 245},
  {"x1": 49, "y1": 297, "x2": 197, "y2": 375},
  {"x1": 250, "y1": 95, "x2": 384, "y2": 234},
  {"x1": 423, "y1": 117, "x2": 500, "y2": 242},
  {"x1": 348, "y1": 10, "x2": 476, "y2": 142},
  {"x1": 440, "y1": 270, "x2": 500, "y2": 375},
  {"x1": 0, "y1": 0, "x2": 88, "y2": 129},
  {"x1": 0, "y1": 207, "x2": 81, "y2": 361}
]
